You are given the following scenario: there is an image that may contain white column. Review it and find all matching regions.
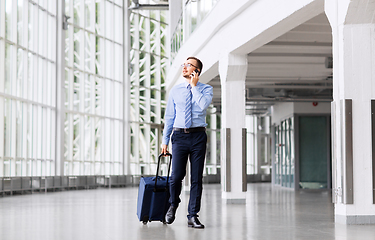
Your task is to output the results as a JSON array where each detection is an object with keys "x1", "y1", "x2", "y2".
[
  {"x1": 55, "y1": 0, "x2": 66, "y2": 176},
  {"x1": 219, "y1": 53, "x2": 247, "y2": 203},
  {"x1": 0, "y1": 0, "x2": 4, "y2": 177},
  {"x1": 123, "y1": 1, "x2": 131, "y2": 175},
  {"x1": 325, "y1": 0, "x2": 375, "y2": 224},
  {"x1": 90, "y1": 0, "x2": 96, "y2": 175}
]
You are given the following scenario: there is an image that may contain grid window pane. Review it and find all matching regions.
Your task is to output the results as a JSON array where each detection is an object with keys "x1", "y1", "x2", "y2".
[
  {"x1": 95, "y1": 117, "x2": 102, "y2": 161},
  {"x1": 16, "y1": 49, "x2": 25, "y2": 97},
  {"x1": 105, "y1": 1, "x2": 113, "y2": 40},
  {"x1": 17, "y1": 0, "x2": 23, "y2": 46},
  {"x1": 73, "y1": 0, "x2": 82, "y2": 26},
  {"x1": 5, "y1": 0, "x2": 13, "y2": 40},
  {"x1": 129, "y1": 10, "x2": 168, "y2": 175},
  {"x1": 85, "y1": 0, "x2": 93, "y2": 31},
  {"x1": 5, "y1": 43, "x2": 13, "y2": 94},
  {"x1": 95, "y1": 77, "x2": 102, "y2": 115},
  {"x1": 39, "y1": 11, "x2": 47, "y2": 58},
  {"x1": 95, "y1": 1, "x2": 102, "y2": 35},
  {"x1": 84, "y1": 115, "x2": 91, "y2": 161},
  {"x1": 64, "y1": 0, "x2": 124, "y2": 175},
  {"x1": 73, "y1": 114, "x2": 80, "y2": 161},
  {"x1": 114, "y1": 6, "x2": 123, "y2": 43},
  {"x1": 84, "y1": 74, "x2": 92, "y2": 113},
  {"x1": 3, "y1": 0, "x2": 58, "y2": 175},
  {"x1": 48, "y1": 16, "x2": 56, "y2": 61},
  {"x1": 85, "y1": 32, "x2": 94, "y2": 72},
  {"x1": 74, "y1": 27, "x2": 82, "y2": 69}
]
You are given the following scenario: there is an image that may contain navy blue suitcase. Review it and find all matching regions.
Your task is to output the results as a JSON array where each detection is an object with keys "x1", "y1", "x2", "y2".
[{"x1": 137, "y1": 153, "x2": 172, "y2": 224}]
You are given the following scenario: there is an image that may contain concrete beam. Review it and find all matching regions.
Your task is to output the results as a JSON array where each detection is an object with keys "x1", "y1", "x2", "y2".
[{"x1": 167, "y1": 0, "x2": 325, "y2": 91}]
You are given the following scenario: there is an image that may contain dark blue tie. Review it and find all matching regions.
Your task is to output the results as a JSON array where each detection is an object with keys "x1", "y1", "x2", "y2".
[{"x1": 185, "y1": 85, "x2": 192, "y2": 128}]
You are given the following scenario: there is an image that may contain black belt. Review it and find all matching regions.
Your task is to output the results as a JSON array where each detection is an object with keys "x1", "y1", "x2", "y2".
[{"x1": 173, "y1": 127, "x2": 206, "y2": 133}]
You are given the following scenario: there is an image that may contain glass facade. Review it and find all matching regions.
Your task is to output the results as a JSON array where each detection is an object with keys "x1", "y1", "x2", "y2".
[
  {"x1": 0, "y1": 1, "x2": 57, "y2": 177},
  {"x1": 171, "y1": 0, "x2": 219, "y2": 60},
  {"x1": 274, "y1": 116, "x2": 331, "y2": 189},
  {"x1": 0, "y1": 0, "x2": 169, "y2": 178},
  {"x1": 64, "y1": 0, "x2": 124, "y2": 175},
  {"x1": 274, "y1": 117, "x2": 295, "y2": 188},
  {"x1": 129, "y1": 4, "x2": 168, "y2": 176},
  {"x1": 0, "y1": 0, "x2": 220, "y2": 180},
  {"x1": 247, "y1": 116, "x2": 271, "y2": 175}
]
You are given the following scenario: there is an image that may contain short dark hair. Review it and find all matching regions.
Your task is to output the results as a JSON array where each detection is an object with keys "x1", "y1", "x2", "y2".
[{"x1": 187, "y1": 57, "x2": 203, "y2": 73}]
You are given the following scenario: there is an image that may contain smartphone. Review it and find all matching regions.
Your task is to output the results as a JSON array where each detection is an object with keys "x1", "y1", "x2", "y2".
[{"x1": 191, "y1": 69, "x2": 200, "y2": 77}]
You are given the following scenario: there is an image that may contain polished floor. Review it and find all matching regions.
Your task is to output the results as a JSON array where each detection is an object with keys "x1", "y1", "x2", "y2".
[{"x1": 1, "y1": 183, "x2": 375, "y2": 240}]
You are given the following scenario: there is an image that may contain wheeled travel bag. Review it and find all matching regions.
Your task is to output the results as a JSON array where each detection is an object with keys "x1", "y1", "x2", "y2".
[{"x1": 136, "y1": 153, "x2": 172, "y2": 224}]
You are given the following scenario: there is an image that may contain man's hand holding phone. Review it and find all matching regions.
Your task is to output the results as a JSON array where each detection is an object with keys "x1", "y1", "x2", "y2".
[{"x1": 190, "y1": 69, "x2": 199, "y2": 87}]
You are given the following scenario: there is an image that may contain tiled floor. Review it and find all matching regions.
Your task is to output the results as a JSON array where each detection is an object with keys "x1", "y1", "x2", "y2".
[{"x1": 0, "y1": 183, "x2": 375, "y2": 240}]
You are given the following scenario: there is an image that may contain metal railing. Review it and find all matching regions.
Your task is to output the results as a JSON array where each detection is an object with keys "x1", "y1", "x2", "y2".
[{"x1": 0, "y1": 175, "x2": 133, "y2": 196}]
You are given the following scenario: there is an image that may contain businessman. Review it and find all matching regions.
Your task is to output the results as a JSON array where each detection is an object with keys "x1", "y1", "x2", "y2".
[{"x1": 161, "y1": 57, "x2": 213, "y2": 229}]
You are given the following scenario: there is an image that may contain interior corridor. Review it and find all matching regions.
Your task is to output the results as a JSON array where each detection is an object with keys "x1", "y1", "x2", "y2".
[{"x1": 1, "y1": 183, "x2": 374, "y2": 240}]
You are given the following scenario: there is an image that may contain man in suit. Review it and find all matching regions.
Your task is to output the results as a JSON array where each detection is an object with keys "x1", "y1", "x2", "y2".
[{"x1": 161, "y1": 57, "x2": 213, "y2": 229}]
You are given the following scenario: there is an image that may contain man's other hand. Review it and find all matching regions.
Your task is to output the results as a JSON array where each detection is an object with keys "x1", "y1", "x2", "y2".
[{"x1": 161, "y1": 144, "x2": 169, "y2": 155}]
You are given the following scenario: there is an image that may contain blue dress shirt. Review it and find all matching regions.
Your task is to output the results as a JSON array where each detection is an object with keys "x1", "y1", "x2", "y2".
[{"x1": 162, "y1": 81, "x2": 213, "y2": 145}]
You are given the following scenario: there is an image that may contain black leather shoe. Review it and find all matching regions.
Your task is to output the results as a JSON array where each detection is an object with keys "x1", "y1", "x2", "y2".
[
  {"x1": 165, "y1": 206, "x2": 177, "y2": 224},
  {"x1": 187, "y1": 216, "x2": 205, "y2": 229}
]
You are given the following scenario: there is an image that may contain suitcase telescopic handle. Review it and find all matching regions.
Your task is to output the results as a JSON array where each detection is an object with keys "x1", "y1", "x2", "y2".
[{"x1": 154, "y1": 153, "x2": 172, "y2": 191}]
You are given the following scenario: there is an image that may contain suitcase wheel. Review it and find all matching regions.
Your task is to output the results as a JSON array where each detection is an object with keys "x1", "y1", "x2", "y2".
[{"x1": 141, "y1": 216, "x2": 149, "y2": 225}]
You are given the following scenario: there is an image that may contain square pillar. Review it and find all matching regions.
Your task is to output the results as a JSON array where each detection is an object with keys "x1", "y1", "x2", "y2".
[
  {"x1": 219, "y1": 53, "x2": 247, "y2": 203},
  {"x1": 326, "y1": 0, "x2": 375, "y2": 224}
]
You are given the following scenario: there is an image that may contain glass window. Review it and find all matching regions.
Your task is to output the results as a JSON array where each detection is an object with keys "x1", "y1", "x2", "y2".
[
  {"x1": 5, "y1": 0, "x2": 13, "y2": 41},
  {"x1": 0, "y1": 0, "x2": 170, "y2": 178},
  {"x1": 172, "y1": 0, "x2": 219, "y2": 60},
  {"x1": 17, "y1": 0, "x2": 24, "y2": 46},
  {"x1": 129, "y1": 8, "x2": 169, "y2": 175},
  {"x1": 0, "y1": 1, "x2": 56, "y2": 177},
  {"x1": 64, "y1": 0, "x2": 124, "y2": 175},
  {"x1": 274, "y1": 117, "x2": 295, "y2": 188}
]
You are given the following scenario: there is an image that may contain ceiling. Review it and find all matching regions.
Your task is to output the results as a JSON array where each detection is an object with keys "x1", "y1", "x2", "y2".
[{"x1": 208, "y1": 13, "x2": 333, "y2": 115}]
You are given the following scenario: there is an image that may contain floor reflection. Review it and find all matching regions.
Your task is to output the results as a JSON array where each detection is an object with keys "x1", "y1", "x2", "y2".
[{"x1": 0, "y1": 183, "x2": 375, "y2": 240}]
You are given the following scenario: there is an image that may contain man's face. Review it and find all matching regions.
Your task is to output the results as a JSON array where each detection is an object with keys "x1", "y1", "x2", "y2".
[{"x1": 182, "y1": 59, "x2": 199, "y2": 79}]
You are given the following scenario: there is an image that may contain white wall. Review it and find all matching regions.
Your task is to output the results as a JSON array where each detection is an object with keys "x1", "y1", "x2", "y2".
[
  {"x1": 272, "y1": 102, "x2": 331, "y2": 125},
  {"x1": 294, "y1": 102, "x2": 331, "y2": 114},
  {"x1": 271, "y1": 103, "x2": 294, "y2": 125}
]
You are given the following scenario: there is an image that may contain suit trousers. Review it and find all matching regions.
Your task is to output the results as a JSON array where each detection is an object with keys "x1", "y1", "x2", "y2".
[{"x1": 169, "y1": 130, "x2": 207, "y2": 218}]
